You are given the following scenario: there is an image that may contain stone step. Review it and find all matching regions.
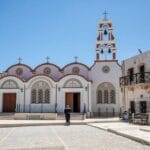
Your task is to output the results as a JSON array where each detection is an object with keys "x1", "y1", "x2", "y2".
[
  {"x1": 0, "y1": 113, "x2": 86, "y2": 120},
  {"x1": 0, "y1": 113, "x2": 15, "y2": 120}
]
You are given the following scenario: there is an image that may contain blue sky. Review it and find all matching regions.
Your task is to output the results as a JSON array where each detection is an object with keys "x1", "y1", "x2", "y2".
[{"x1": 0, "y1": 0, "x2": 150, "y2": 72}]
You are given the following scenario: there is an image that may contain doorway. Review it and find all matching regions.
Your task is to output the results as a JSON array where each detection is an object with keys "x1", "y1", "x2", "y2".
[
  {"x1": 130, "y1": 101, "x2": 135, "y2": 113},
  {"x1": 139, "y1": 65, "x2": 145, "y2": 83},
  {"x1": 140, "y1": 101, "x2": 147, "y2": 113},
  {"x1": 65, "y1": 93, "x2": 80, "y2": 112},
  {"x1": 3, "y1": 93, "x2": 16, "y2": 112},
  {"x1": 128, "y1": 68, "x2": 134, "y2": 83}
]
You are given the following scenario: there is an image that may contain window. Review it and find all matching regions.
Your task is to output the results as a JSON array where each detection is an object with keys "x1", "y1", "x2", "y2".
[
  {"x1": 1, "y1": 80, "x2": 18, "y2": 89},
  {"x1": 104, "y1": 90, "x2": 108, "y2": 103},
  {"x1": 64, "y1": 79, "x2": 82, "y2": 88},
  {"x1": 31, "y1": 81, "x2": 50, "y2": 104},
  {"x1": 127, "y1": 68, "x2": 134, "y2": 83},
  {"x1": 44, "y1": 89, "x2": 50, "y2": 103},
  {"x1": 31, "y1": 89, "x2": 36, "y2": 103},
  {"x1": 97, "y1": 90, "x2": 102, "y2": 104},
  {"x1": 110, "y1": 90, "x2": 115, "y2": 104},
  {"x1": 97, "y1": 82, "x2": 115, "y2": 104},
  {"x1": 139, "y1": 65, "x2": 145, "y2": 83},
  {"x1": 38, "y1": 89, "x2": 43, "y2": 103}
]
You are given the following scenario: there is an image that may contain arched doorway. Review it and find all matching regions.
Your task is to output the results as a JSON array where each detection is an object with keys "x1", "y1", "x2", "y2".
[
  {"x1": 1, "y1": 80, "x2": 18, "y2": 112},
  {"x1": 64, "y1": 79, "x2": 82, "y2": 113}
]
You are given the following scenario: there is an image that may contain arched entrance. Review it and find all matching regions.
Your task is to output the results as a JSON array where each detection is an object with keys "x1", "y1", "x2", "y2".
[
  {"x1": 1, "y1": 80, "x2": 18, "y2": 112},
  {"x1": 64, "y1": 79, "x2": 82, "y2": 113}
]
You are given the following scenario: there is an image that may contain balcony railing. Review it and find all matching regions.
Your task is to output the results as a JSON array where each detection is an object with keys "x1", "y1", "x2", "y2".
[{"x1": 120, "y1": 72, "x2": 150, "y2": 86}]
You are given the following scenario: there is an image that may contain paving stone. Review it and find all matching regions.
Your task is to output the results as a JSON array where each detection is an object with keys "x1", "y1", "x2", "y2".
[{"x1": 0, "y1": 125, "x2": 149, "y2": 150}]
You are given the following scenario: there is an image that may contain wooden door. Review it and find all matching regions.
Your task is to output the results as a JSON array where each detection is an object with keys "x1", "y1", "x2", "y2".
[
  {"x1": 3, "y1": 93, "x2": 16, "y2": 112},
  {"x1": 65, "y1": 93, "x2": 73, "y2": 112}
]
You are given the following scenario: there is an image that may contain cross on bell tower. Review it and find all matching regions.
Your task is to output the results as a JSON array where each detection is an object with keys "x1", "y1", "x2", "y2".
[
  {"x1": 95, "y1": 12, "x2": 116, "y2": 61},
  {"x1": 103, "y1": 10, "x2": 108, "y2": 20}
]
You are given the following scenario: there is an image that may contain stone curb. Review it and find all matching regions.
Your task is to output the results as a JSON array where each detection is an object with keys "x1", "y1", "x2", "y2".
[
  {"x1": 140, "y1": 128, "x2": 150, "y2": 132},
  {"x1": 108, "y1": 129, "x2": 150, "y2": 146},
  {"x1": 0, "y1": 120, "x2": 120, "y2": 128},
  {"x1": 88, "y1": 124, "x2": 150, "y2": 146},
  {"x1": 87, "y1": 124, "x2": 108, "y2": 131},
  {"x1": 0, "y1": 122, "x2": 87, "y2": 128}
]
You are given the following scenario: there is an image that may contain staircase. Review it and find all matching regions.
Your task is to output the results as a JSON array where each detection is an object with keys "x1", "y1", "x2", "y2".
[
  {"x1": 0, "y1": 113, "x2": 86, "y2": 120},
  {"x1": 0, "y1": 113, "x2": 15, "y2": 120}
]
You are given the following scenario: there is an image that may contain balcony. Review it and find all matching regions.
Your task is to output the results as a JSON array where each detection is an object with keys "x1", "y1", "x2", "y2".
[{"x1": 120, "y1": 72, "x2": 150, "y2": 86}]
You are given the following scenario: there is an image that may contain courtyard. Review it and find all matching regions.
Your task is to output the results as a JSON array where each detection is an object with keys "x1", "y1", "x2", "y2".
[{"x1": 0, "y1": 125, "x2": 149, "y2": 150}]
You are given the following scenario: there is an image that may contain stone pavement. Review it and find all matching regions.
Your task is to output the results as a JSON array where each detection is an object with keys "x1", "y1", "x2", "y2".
[
  {"x1": 88, "y1": 122, "x2": 150, "y2": 146},
  {"x1": 0, "y1": 118, "x2": 150, "y2": 147},
  {"x1": 0, "y1": 125, "x2": 149, "y2": 150}
]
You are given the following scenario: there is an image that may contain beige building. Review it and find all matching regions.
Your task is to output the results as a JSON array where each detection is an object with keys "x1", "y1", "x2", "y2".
[{"x1": 120, "y1": 51, "x2": 150, "y2": 114}]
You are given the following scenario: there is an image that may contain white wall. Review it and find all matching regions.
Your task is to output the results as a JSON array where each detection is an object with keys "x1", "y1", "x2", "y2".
[{"x1": 90, "y1": 61, "x2": 122, "y2": 115}]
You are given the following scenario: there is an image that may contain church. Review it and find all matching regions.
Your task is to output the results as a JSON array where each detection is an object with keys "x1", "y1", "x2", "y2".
[{"x1": 0, "y1": 15, "x2": 149, "y2": 119}]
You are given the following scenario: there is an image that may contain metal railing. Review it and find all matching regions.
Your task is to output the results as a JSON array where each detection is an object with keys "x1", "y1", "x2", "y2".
[{"x1": 120, "y1": 72, "x2": 150, "y2": 86}]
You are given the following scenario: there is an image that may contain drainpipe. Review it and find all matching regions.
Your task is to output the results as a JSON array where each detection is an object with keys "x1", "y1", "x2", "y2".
[
  {"x1": 55, "y1": 84, "x2": 57, "y2": 113},
  {"x1": 87, "y1": 83, "x2": 89, "y2": 112},
  {"x1": 122, "y1": 60, "x2": 126, "y2": 111},
  {"x1": 23, "y1": 85, "x2": 25, "y2": 112}
]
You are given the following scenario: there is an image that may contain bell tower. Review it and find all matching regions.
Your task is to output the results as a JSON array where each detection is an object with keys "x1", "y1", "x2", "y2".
[{"x1": 95, "y1": 12, "x2": 116, "y2": 61}]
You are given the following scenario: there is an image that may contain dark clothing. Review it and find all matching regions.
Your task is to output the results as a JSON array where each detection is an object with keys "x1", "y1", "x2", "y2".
[{"x1": 64, "y1": 107, "x2": 71, "y2": 124}]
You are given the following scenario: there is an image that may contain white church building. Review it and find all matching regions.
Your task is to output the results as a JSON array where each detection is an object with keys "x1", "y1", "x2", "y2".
[{"x1": 0, "y1": 16, "x2": 149, "y2": 119}]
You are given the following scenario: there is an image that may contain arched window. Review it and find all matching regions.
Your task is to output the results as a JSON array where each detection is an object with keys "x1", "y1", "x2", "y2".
[
  {"x1": 31, "y1": 81, "x2": 50, "y2": 104},
  {"x1": 97, "y1": 82, "x2": 115, "y2": 104},
  {"x1": 1, "y1": 80, "x2": 18, "y2": 89},
  {"x1": 64, "y1": 79, "x2": 82, "y2": 88},
  {"x1": 97, "y1": 90, "x2": 102, "y2": 104}
]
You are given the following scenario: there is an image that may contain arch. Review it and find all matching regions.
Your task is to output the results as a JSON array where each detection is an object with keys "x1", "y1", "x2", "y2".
[
  {"x1": 58, "y1": 74, "x2": 92, "y2": 82},
  {"x1": 1, "y1": 79, "x2": 19, "y2": 89},
  {"x1": 27, "y1": 75, "x2": 55, "y2": 89},
  {"x1": 0, "y1": 75, "x2": 25, "y2": 82},
  {"x1": 97, "y1": 82, "x2": 116, "y2": 104},
  {"x1": 62, "y1": 62, "x2": 90, "y2": 70},
  {"x1": 33, "y1": 63, "x2": 61, "y2": 71},
  {"x1": 31, "y1": 80, "x2": 51, "y2": 104},
  {"x1": 64, "y1": 78, "x2": 83, "y2": 88},
  {"x1": 5, "y1": 64, "x2": 33, "y2": 72}
]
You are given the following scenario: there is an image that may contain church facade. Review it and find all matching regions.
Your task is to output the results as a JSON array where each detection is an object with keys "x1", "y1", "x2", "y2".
[{"x1": 2, "y1": 16, "x2": 147, "y2": 118}]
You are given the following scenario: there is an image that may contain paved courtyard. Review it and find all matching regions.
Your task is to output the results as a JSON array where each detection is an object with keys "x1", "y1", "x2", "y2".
[{"x1": 0, "y1": 125, "x2": 149, "y2": 150}]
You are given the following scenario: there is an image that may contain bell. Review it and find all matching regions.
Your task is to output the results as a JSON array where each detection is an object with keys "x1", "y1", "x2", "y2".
[
  {"x1": 104, "y1": 29, "x2": 107, "y2": 35},
  {"x1": 101, "y1": 49, "x2": 104, "y2": 54},
  {"x1": 108, "y1": 48, "x2": 111, "y2": 53}
]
